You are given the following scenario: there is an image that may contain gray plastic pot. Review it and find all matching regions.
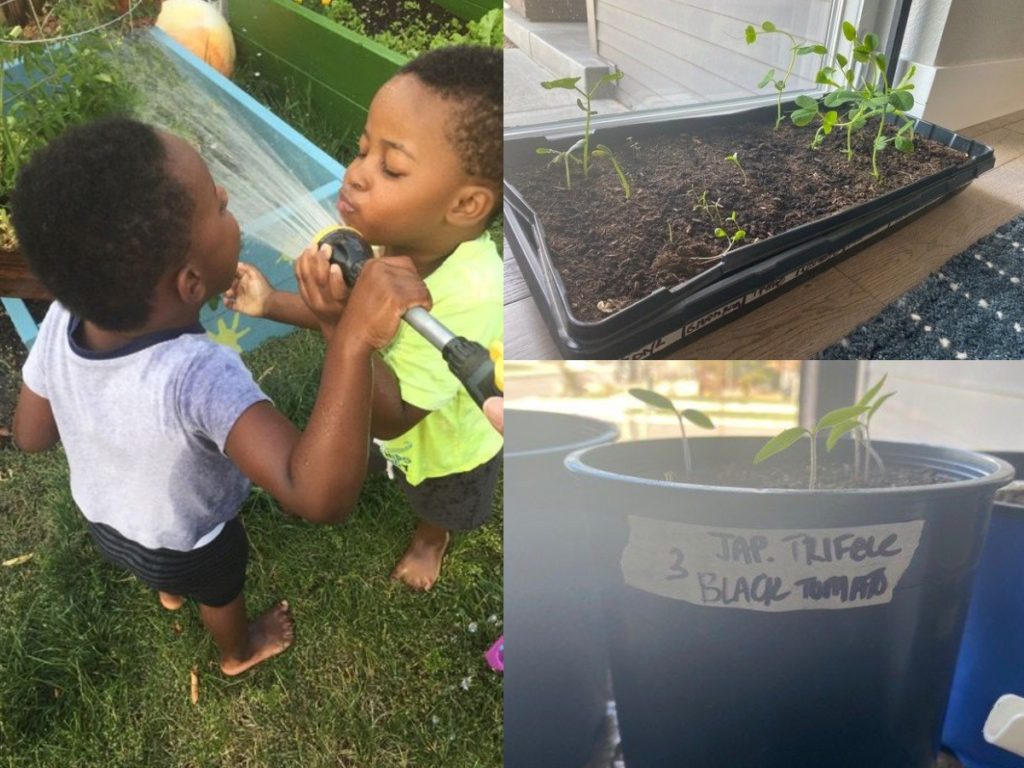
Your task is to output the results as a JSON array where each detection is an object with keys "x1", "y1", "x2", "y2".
[
  {"x1": 566, "y1": 436, "x2": 1013, "y2": 768},
  {"x1": 505, "y1": 410, "x2": 619, "y2": 768}
]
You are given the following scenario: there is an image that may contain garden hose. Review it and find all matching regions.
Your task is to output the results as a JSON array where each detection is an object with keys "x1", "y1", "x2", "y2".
[{"x1": 312, "y1": 226, "x2": 502, "y2": 409}]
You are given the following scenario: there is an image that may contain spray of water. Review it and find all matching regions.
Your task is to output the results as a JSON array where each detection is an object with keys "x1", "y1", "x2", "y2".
[{"x1": 119, "y1": 34, "x2": 341, "y2": 260}]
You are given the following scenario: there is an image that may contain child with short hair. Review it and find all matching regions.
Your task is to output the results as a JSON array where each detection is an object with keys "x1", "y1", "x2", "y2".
[
  {"x1": 11, "y1": 116, "x2": 430, "y2": 674},
  {"x1": 225, "y1": 45, "x2": 503, "y2": 590}
]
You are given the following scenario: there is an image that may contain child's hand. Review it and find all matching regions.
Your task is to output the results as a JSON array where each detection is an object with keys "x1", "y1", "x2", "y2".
[
  {"x1": 295, "y1": 244, "x2": 349, "y2": 333},
  {"x1": 225, "y1": 262, "x2": 273, "y2": 317},
  {"x1": 341, "y1": 256, "x2": 432, "y2": 351}
]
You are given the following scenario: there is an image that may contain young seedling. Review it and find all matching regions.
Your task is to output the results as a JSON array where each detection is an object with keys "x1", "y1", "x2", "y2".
[
  {"x1": 760, "y1": 18, "x2": 918, "y2": 180},
  {"x1": 725, "y1": 152, "x2": 747, "y2": 186},
  {"x1": 745, "y1": 21, "x2": 828, "y2": 129},
  {"x1": 714, "y1": 211, "x2": 747, "y2": 257},
  {"x1": 754, "y1": 403, "x2": 870, "y2": 490},
  {"x1": 535, "y1": 72, "x2": 632, "y2": 199},
  {"x1": 824, "y1": 375, "x2": 896, "y2": 483},
  {"x1": 628, "y1": 388, "x2": 714, "y2": 479}
]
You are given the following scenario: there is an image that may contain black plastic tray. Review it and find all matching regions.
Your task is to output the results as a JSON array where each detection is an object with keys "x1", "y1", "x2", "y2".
[{"x1": 504, "y1": 102, "x2": 995, "y2": 359}]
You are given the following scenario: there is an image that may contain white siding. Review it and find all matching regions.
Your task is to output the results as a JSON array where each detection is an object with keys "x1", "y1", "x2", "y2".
[
  {"x1": 593, "y1": 0, "x2": 835, "y2": 110},
  {"x1": 858, "y1": 362, "x2": 1024, "y2": 453}
]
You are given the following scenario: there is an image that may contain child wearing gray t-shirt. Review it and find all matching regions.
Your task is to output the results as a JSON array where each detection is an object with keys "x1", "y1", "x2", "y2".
[{"x1": 11, "y1": 117, "x2": 431, "y2": 676}]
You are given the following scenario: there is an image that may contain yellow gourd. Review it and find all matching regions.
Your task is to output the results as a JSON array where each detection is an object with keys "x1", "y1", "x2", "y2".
[{"x1": 156, "y1": 0, "x2": 236, "y2": 77}]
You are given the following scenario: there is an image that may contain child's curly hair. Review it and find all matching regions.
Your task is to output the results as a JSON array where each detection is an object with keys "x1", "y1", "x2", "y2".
[
  {"x1": 398, "y1": 45, "x2": 501, "y2": 202},
  {"x1": 12, "y1": 117, "x2": 194, "y2": 331}
]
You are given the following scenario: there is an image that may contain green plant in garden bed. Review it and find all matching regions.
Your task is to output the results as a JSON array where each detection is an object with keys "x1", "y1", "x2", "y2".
[
  {"x1": 628, "y1": 388, "x2": 714, "y2": 479},
  {"x1": 536, "y1": 71, "x2": 631, "y2": 200},
  {"x1": 747, "y1": 18, "x2": 918, "y2": 180},
  {"x1": 295, "y1": 1, "x2": 502, "y2": 58},
  {"x1": 0, "y1": 25, "x2": 137, "y2": 246}
]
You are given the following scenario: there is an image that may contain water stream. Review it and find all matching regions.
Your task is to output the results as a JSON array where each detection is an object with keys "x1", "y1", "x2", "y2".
[{"x1": 122, "y1": 33, "x2": 342, "y2": 262}]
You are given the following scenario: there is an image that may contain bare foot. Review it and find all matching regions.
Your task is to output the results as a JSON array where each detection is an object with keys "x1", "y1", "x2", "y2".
[
  {"x1": 391, "y1": 522, "x2": 450, "y2": 591},
  {"x1": 159, "y1": 592, "x2": 184, "y2": 610},
  {"x1": 219, "y1": 601, "x2": 295, "y2": 676}
]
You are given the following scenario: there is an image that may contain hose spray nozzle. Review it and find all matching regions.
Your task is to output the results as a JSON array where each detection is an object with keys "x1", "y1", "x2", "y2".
[{"x1": 313, "y1": 226, "x2": 502, "y2": 410}]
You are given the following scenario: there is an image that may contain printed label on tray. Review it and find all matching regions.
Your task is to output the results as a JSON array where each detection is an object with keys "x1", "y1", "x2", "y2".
[{"x1": 620, "y1": 516, "x2": 924, "y2": 612}]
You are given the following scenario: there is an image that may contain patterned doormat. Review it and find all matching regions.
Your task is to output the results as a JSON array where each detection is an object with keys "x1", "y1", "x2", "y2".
[{"x1": 818, "y1": 214, "x2": 1024, "y2": 359}]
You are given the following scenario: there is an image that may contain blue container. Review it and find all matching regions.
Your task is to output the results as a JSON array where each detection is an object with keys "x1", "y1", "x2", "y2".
[
  {"x1": 943, "y1": 486, "x2": 1024, "y2": 766},
  {"x1": 566, "y1": 437, "x2": 1013, "y2": 768},
  {"x1": 505, "y1": 410, "x2": 618, "y2": 768}
]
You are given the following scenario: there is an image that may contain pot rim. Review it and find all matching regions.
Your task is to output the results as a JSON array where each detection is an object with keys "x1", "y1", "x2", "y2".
[
  {"x1": 506, "y1": 408, "x2": 619, "y2": 460},
  {"x1": 565, "y1": 436, "x2": 1016, "y2": 496}
]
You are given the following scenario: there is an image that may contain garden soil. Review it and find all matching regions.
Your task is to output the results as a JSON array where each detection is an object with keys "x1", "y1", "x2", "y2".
[
  {"x1": 350, "y1": 0, "x2": 461, "y2": 36},
  {"x1": 508, "y1": 114, "x2": 970, "y2": 322}
]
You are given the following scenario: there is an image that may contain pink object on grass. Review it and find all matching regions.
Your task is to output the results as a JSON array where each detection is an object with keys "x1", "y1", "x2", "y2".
[{"x1": 485, "y1": 635, "x2": 504, "y2": 672}]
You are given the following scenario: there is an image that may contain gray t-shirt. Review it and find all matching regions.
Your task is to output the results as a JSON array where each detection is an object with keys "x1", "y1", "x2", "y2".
[{"x1": 22, "y1": 302, "x2": 269, "y2": 551}]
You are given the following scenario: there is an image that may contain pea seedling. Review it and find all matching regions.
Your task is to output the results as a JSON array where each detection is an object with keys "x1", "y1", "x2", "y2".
[
  {"x1": 629, "y1": 388, "x2": 714, "y2": 479},
  {"x1": 754, "y1": 404, "x2": 870, "y2": 490},
  {"x1": 745, "y1": 21, "x2": 828, "y2": 129},
  {"x1": 535, "y1": 72, "x2": 632, "y2": 199},
  {"x1": 752, "y1": 18, "x2": 918, "y2": 180}
]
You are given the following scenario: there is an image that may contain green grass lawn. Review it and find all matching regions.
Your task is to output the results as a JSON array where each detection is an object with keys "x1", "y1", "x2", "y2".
[{"x1": 0, "y1": 330, "x2": 503, "y2": 767}]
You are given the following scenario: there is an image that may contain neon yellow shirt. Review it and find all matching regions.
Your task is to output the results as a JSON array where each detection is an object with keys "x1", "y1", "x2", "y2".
[{"x1": 379, "y1": 232, "x2": 503, "y2": 485}]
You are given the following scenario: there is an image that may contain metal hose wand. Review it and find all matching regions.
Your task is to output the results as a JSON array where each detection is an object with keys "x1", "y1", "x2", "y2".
[{"x1": 314, "y1": 226, "x2": 502, "y2": 409}]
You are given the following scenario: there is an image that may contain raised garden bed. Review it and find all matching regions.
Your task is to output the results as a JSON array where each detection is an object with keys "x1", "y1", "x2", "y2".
[
  {"x1": 505, "y1": 103, "x2": 995, "y2": 359},
  {"x1": 229, "y1": 0, "x2": 499, "y2": 139}
]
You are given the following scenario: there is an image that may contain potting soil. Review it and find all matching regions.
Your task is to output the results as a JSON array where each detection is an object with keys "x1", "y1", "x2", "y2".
[{"x1": 508, "y1": 115, "x2": 968, "y2": 322}]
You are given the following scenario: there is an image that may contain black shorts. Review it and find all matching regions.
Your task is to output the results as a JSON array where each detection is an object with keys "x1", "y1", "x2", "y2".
[
  {"x1": 87, "y1": 517, "x2": 248, "y2": 607},
  {"x1": 373, "y1": 448, "x2": 502, "y2": 531}
]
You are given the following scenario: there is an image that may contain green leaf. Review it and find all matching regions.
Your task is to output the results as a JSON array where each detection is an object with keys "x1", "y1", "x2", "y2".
[
  {"x1": 823, "y1": 110, "x2": 838, "y2": 128},
  {"x1": 826, "y1": 419, "x2": 861, "y2": 451},
  {"x1": 867, "y1": 391, "x2": 897, "y2": 419},
  {"x1": 853, "y1": 48, "x2": 869, "y2": 64},
  {"x1": 682, "y1": 409, "x2": 715, "y2": 429},
  {"x1": 541, "y1": 77, "x2": 581, "y2": 90},
  {"x1": 796, "y1": 45, "x2": 819, "y2": 55},
  {"x1": 816, "y1": 404, "x2": 870, "y2": 431},
  {"x1": 895, "y1": 136, "x2": 914, "y2": 152},
  {"x1": 535, "y1": 147, "x2": 559, "y2": 155},
  {"x1": 601, "y1": 70, "x2": 625, "y2": 85},
  {"x1": 856, "y1": 374, "x2": 888, "y2": 407},
  {"x1": 889, "y1": 90, "x2": 914, "y2": 111},
  {"x1": 745, "y1": 25, "x2": 757, "y2": 44},
  {"x1": 775, "y1": 79, "x2": 787, "y2": 91},
  {"x1": 791, "y1": 109, "x2": 817, "y2": 127},
  {"x1": 875, "y1": 53, "x2": 887, "y2": 72},
  {"x1": 733, "y1": 229, "x2": 746, "y2": 241},
  {"x1": 758, "y1": 69, "x2": 776, "y2": 88},
  {"x1": 628, "y1": 388, "x2": 676, "y2": 413},
  {"x1": 874, "y1": 135, "x2": 889, "y2": 151},
  {"x1": 762, "y1": 20, "x2": 777, "y2": 32},
  {"x1": 865, "y1": 33, "x2": 880, "y2": 52},
  {"x1": 714, "y1": 227, "x2": 727, "y2": 238},
  {"x1": 794, "y1": 94, "x2": 818, "y2": 110},
  {"x1": 836, "y1": 53, "x2": 849, "y2": 68},
  {"x1": 824, "y1": 89, "x2": 858, "y2": 107},
  {"x1": 842, "y1": 21, "x2": 857, "y2": 41},
  {"x1": 755, "y1": 427, "x2": 808, "y2": 463}
]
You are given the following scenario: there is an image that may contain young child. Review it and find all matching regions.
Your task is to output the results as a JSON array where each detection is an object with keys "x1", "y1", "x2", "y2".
[
  {"x1": 11, "y1": 117, "x2": 430, "y2": 675},
  {"x1": 224, "y1": 45, "x2": 503, "y2": 590}
]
